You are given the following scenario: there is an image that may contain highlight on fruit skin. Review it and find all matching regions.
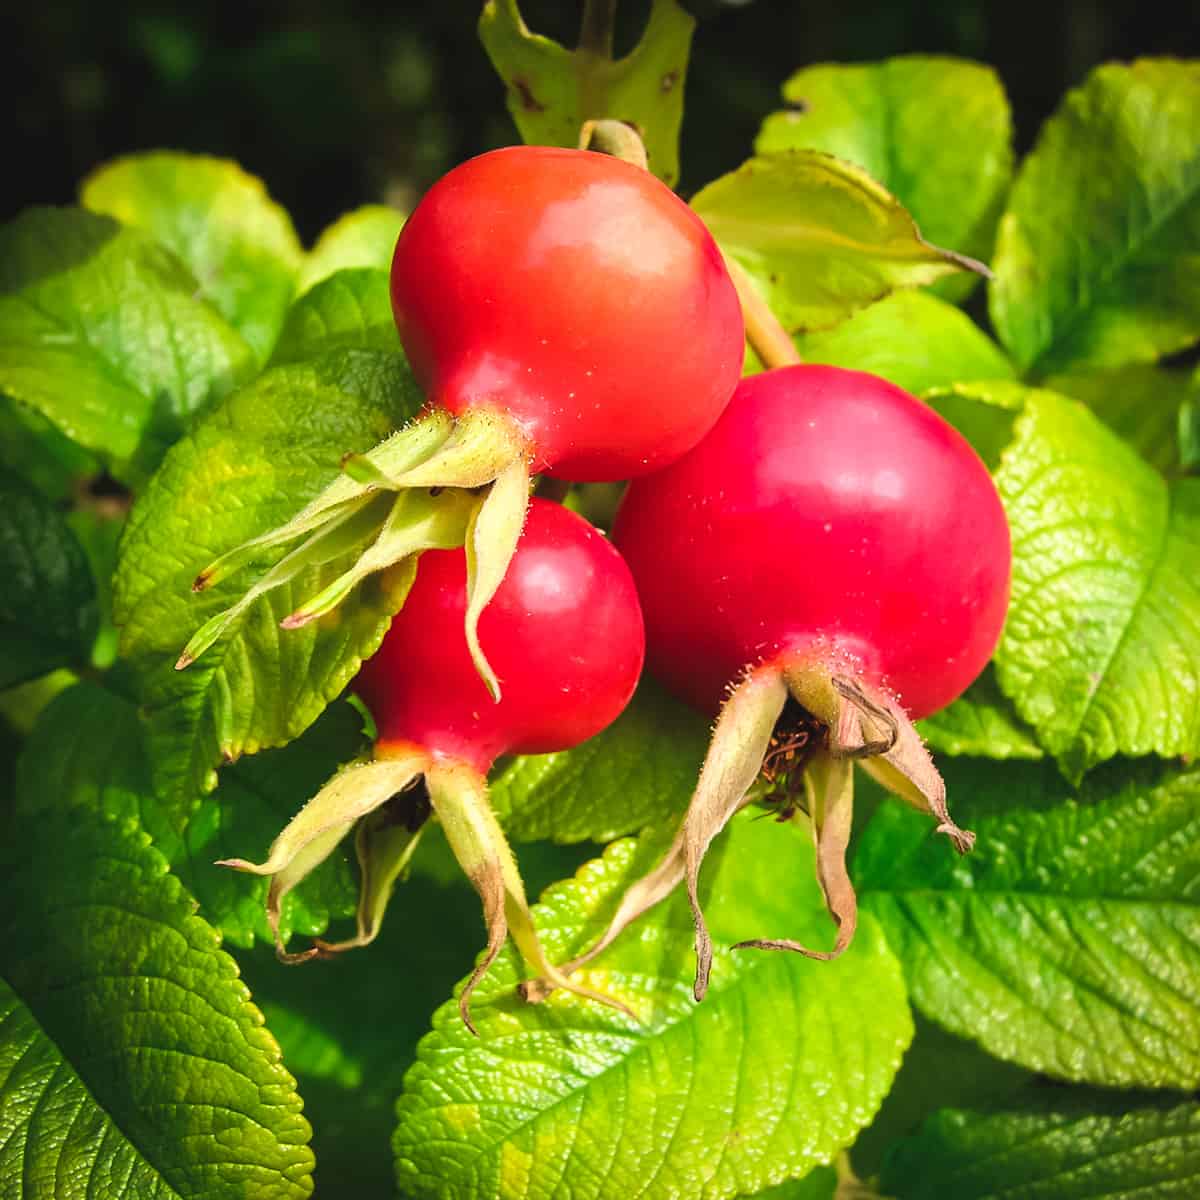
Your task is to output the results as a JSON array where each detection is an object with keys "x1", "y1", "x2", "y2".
[
  {"x1": 216, "y1": 498, "x2": 646, "y2": 1033},
  {"x1": 559, "y1": 364, "x2": 1012, "y2": 999},
  {"x1": 176, "y1": 144, "x2": 743, "y2": 698}
]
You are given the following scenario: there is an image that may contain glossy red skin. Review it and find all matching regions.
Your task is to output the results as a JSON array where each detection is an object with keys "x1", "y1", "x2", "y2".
[
  {"x1": 613, "y1": 365, "x2": 1011, "y2": 720},
  {"x1": 389, "y1": 146, "x2": 744, "y2": 481},
  {"x1": 356, "y1": 499, "x2": 645, "y2": 774}
]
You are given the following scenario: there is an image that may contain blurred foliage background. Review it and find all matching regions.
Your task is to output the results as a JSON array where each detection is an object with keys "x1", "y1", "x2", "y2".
[{"x1": 5, "y1": 0, "x2": 1198, "y2": 240}]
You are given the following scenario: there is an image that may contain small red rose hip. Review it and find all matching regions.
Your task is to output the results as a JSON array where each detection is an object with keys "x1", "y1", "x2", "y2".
[
  {"x1": 565, "y1": 365, "x2": 1011, "y2": 998},
  {"x1": 219, "y1": 499, "x2": 645, "y2": 1031}
]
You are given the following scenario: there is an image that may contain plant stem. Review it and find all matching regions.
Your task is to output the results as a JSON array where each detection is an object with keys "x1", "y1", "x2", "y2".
[
  {"x1": 578, "y1": 0, "x2": 618, "y2": 57},
  {"x1": 723, "y1": 254, "x2": 802, "y2": 370}
]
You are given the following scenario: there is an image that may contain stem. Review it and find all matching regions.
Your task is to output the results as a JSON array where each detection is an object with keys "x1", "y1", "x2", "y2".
[
  {"x1": 723, "y1": 254, "x2": 802, "y2": 371},
  {"x1": 578, "y1": 0, "x2": 617, "y2": 57}
]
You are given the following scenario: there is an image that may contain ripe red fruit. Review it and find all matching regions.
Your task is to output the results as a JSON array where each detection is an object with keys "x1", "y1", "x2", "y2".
[
  {"x1": 616, "y1": 364, "x2": 1011, "y2": 721},
  {"x1": 565, "y1": 365, "x2": 1011, "y2": 998},
  {"x1": 182, "y1": 145, "x2": 742, "y2": 699},
  {"x1": 390, "y1": 145, "x2": 745, "y2": 482},
  {"x1": 221, "y1": 499, "x2": 645, "y2": 1031},
  {"x1": 357, "y1": 497, "x2": 646, "y2": 772}
]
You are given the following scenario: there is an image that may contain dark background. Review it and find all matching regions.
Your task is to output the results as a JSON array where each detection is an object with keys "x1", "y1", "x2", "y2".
[{"x1": 5, "y1": 0, "x2": 1199, "y2": 239}]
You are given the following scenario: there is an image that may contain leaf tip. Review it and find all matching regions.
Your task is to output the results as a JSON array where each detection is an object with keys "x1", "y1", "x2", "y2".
[{"x1": 174, "y1": 650, "x2": 194, "y2": 671}]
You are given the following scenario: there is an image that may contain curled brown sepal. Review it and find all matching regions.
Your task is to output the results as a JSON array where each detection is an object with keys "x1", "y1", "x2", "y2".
[
  {"x1": 784, "y1": 664, "x2": 974, "y2": 854},
  {"x1": 732, "y1": 748, "x2": 856, "y2": 962},
  {"x1": 557, "y1": 667, "x2": 789, "y2": 1001},
  {"x1": 216, "y1": 748, "x2": 431, "y2": 963},
  {"x1": 424, "y1": 759, "x2": 634, "y2": 1035}
]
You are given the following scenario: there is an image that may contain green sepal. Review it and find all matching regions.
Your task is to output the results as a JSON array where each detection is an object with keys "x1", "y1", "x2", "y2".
[
  {"x1": 425, "y1": 759, "x2": 632, "y2": 1034},
  {"x1": 218, "y1": 750, "x2": 431, "y2": 961}
]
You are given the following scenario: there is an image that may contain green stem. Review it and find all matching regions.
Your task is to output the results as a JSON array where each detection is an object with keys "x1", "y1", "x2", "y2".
[
  {"x1": 723, "y1": 254, "x2": 801, "y2": 371},
  {"x1": 578, "y1": 0, "x2": 617, "y2": 57}
]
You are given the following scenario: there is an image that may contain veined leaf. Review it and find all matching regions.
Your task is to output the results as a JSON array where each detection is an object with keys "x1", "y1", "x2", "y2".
[
  {"x1": 114, "y1": 349, "x2": 424, "y2": 818},
  {"x1": 991, "y1": 386, "x2": 1200, "y2": 776},
  {"x1": 271, "y1": 269, "x2": 400, "y2": 366},
  {"x1": 0, "y1": 805, "x2": 314, "y2": 1198},
  {"x1": 692, "y1": 152, "x2": 983, "y2": 334},
  {"x1": 749, "y1": 290, "x2": 1014, "y2": 393},
  {"x1": 0, "y1": 467, "x2": 98, "y2": 688},
  {"x1": 82, "y1": 151, "x2": 303, "y2": 364},
  {"x1": 490, "y1": 676, "x2": 710, "y2": 843},
  {"x1": 756, "y1": 56, "x2": 1012, "y2": 303},
  {"x1": 0, "y1": 207, "x2": 254, "y2": 481},
  {"x1": 394, "y1": 811, "x2": 912, "y2": 1199},
  {"x1": 298, "y1": 205, "x2": 406, "y2": 295},
  {"x1": 1044, "y1": 364, "x2": 1197, "y2": 475},
  {"x1": 17, "y1": 681, "x2": 366, "y2": 948},
  {"x1": 991, "y1": 59, "x2": 1200, "y2": 376},
  {"x1": 918, "y1": 667, "x2": 1043, "y2": 761},
  {"x1": 857, "y1": 756, "x2": 1200, "y2": 1088},
  {"x1": 882, "y1": 1090, "x2": 1200, "y2": 1199}
]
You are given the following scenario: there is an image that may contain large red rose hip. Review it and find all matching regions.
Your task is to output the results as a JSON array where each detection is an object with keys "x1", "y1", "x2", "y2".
[{"x1": 564, "y1": 365, "x2": 1011, "y2": 999}]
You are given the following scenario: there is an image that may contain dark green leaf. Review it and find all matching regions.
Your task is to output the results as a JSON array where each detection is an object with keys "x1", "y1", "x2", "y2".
[
  {"x1": 270, "y1": 269, "x2": 400, "y2": 366},
  {"x1": 0, "y1": 467, "x2": 98, "y2": 687},
  {"x1": 882, "y1": 1090, "x2": 1200, "y2": 1199},
  {"x1": 0, "y1": 207, "x2": 255, "y2": 481},
  {"x1": 490, "y1": 675, "x2": 710, "y2": 843},
  {"x1": 1044, "y1": 365, "x2": 1197, "y2": 474},
  {"x1": 114, "y1": 350, "x2": 424, "y2": 819},
  {"x1": 17, "y1": 681, "x2": 366, "y2": 947},
  {"x1": 297, "y1": 205, "x2": 406, "y2": 295},
  {"x1": 849, "y1": 1015, "x2": 1033, "y2": 1178},
  {"x1": 394, "y1": 811, "x2": 912, "y2": 1199},
  {"x1": 692, "y1": 153, "x2": 981, "y2": 334},
  {"x1": 478, "y1": 0, "x2": 696, "y2": 187},
  {"x1": 857, "y1": 756, "x2": 1200, "y2": 1087},
  {"x1": 756, "y1": 56, "x2": 1012, "y2": 303},
  {"x1": 82, "y1": 152, "x2": 303, "y2": 364},
  {"x1": 0, "y1": 397, "x2": 98, "y2": 501},
  {"x1": 990, "y1": 59, "x2": 1200, "y2": 376},
  {"x1": 0, "y1": 805, "x2": 314, "y2": 1198}
]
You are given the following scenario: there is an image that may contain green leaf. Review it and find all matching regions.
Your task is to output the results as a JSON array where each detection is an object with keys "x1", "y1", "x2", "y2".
[
  {"x1": 0, "y1": 397, "x2": 98, "y2": 501},
  {"x1": 754, "y1": 290, "x2": 1014, "y2": 394},
  {"x1": 234, "y1": 830, "x2": 582, "y2": 1196},
  {"x1": 114, "y1": 349, "x2": 424, "y2": 818},
  {"x1": 849, "y1": 1015, "x2": 1033, "y2": 1178},
  {"x1": 0, "y1": 467, "x2": 98, "y2": 688},
  {"x1": 744, "y1": 1168, "x2": 837, "y2": 1200},
  {"x1": 394, "y1": 811, "x2": 912, "y2": 1199},
  {"x1": 0, "y1": 207, "x2": 255, "y2": 481},
  {"x1": 489, "y1": 676, "x2": 710, "y2": 843},
  {"x1": 987, "y1": 385, "x2": 1200, "y2": 777},
  {"x1": 17, "y1": 680, "x2": 367, "y2": 948},
  {"x1": 756, "y1": 56, "x2": 1012, "y2": 304},
  {"x1": 917, "y1": 667, "x2": 1043, "y2": 760},
  {"x1": 857, "y1": 755, "x2": 1200, "y2": 1088},
  {"x1": 0, "y1": 804, "x2": 314, "y2": 1198},
  {"x1": 82, "y1": 151, "x2": 303, "y2": 364},
  {"x1": 881, "y1": 1091, "x2": 1200, "y2": 1199},
  {"x1": 297, "y1": 205, "x2": 406, "y2": 295},
  {"x1": 478, "y1": 0, "x2": 695, "y2": 187},
  {"x1": 270, "y1": 269, "x2": 400, "y2": 366},
  {"x1": 990, "y1": 59, "x2": 1200, "y2": 376},
  {"x1": 1044, "y1": 365, "x2": 1197, "y2": 474},
  {"x1": 692, "y1": 153, "x2": 982, "y2": 334}
]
